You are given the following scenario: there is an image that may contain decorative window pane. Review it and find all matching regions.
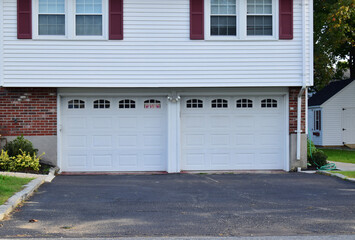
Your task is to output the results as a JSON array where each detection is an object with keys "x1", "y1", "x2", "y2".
[
  {"x1": 236, "y1": 99, "x2": 253, "y2": 108},
  {"x1": 38, "y1": 0, "x2": 65, "y2": 35},
  {"x1": 247, "y1": 0, "x2": 272, "y2": 36},
  {"x1": 93, "y1": 99, "x2": 110, "y2": 109},
  {"x1": 119, "y1": 99, "x2": 136, "y2": 109},
  {"x1": 211, "y1": 0, "x2": 237, "y2": 36},
  {"x1": 68, "y1": 99, "x2": 85, "y2": 109},
  {"x1": 314, "y1": 110, "x2": 321, "y2": 131},
  {"x1": 261, "y1": 99, "x2": 277, "y2": 108},
  {"x1": 144, "y1": 99, "x2": 161, "y2": 109},
  {"x1": 211, "y1": 99, "x2": 228, "y2": 108},
  {"x1": 76, "y1": 0, "x2": 103, "y2": 36},
  {"x1": 186, "y1": 99, "x2": 203, "y2": 108}
]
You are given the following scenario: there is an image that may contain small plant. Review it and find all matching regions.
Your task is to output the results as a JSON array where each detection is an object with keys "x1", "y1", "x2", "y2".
[
  {"x1": 3, "y1": 136, "x2": 38, "y2": 157},
  {"x1": 307, "y1": 139, "x2": 328, "y2": 168},
  {"x1": 0, "y1": 150, "x2": 44, "y2": 172}
]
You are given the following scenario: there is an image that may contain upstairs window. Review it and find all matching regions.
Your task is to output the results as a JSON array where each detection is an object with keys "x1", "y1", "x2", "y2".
[
  {"x1": 93, "y1": 99, "x2": 110, "y2": 109},
  {"x1": 76, "y1": 0, "x2": 103, "y2": 36},
  {"x1": 236, "y1": 99, "x2": 253, "y2": 108},
  {"x1": 261, "y1": 99, "x2": 277, "y2": 108},
  {"x1": 210, "y1": 0, "x2": 237, "y2": 36},
  {"x1": 247, "y1": 0, "x2": 272, "y2": 36},
  {"x1": 186, "y1": 99, "x2": 203, "y2": 108},
  {"x1": 212, "y1": 99, "x2": 228, "y2": 108},
  {"x1": 38, "y1": 0, "x2": 65, "y2": 35},
  {"x1": 314, "y1": 110, "x2": 321, "y2": 131}
]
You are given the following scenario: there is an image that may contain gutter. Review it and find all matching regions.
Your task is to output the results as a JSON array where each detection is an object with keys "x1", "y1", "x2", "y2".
[{"x1": 297, "y1": 0, "x2": 307, "y2": 160}]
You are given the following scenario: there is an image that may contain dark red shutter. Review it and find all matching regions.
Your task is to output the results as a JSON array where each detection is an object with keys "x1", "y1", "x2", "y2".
[
  {"x1": 109, "y1": 0, "x2": 123, "y2": 40},
  {"x1": 279, "y1": 0, "x2": 293, "y2": 39},
  {"x1": 17, "y1": 0, "x2": 32, "y2": 39},
  {"x1": 190, "y1": 0, "x2": 204, "y2": 40}
]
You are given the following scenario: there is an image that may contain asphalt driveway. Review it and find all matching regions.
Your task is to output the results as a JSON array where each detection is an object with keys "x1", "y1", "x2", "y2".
[{"x1": 0, "y1": 173, "x2": 355, "y2": 238}]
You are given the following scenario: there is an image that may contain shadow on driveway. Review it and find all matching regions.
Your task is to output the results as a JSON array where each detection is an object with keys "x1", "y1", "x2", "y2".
[{"x1": 1, "y1": 173, "x2": 355, "y2": 238}]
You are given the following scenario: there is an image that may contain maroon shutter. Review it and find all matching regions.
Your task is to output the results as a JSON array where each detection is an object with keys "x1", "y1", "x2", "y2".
[
  {"x1": 109, "y1": 0, "x2": 123, "y2": 40},
  {"x1": 17, "y1": 0, "x2": 32, "y2": 39},
  {"x1": 279, "y1": 0, "x2": 293, "y2": 39},
  {"x1": 190, "y1": 0, "x2": 204, "y2": 40}
]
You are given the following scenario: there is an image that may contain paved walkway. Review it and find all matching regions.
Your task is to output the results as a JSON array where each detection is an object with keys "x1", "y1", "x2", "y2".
[{"x1": 329, "y1": 161, "x2": 355, "y2": 171}]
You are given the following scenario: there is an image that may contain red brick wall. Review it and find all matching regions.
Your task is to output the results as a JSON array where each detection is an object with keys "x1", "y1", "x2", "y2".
[
  {"x1": 0, "y1": 88, "x2": 57, "y2": 136},
  {"x1": 289, "y1": 87, "x2": 306, "y2": 134}
]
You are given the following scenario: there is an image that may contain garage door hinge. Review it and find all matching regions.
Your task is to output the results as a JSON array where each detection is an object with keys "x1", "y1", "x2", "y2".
[
  {"x1": 59, "y1": 124, "x2": 62, "y2": 132},
  {"x1": 342, "y1": 108, "x2": 346, "y2": 111}
]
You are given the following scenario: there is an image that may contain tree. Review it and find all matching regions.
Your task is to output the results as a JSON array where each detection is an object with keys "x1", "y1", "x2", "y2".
[{"x1": 313, "y1": 0, "x2": 355, "y2": 91}]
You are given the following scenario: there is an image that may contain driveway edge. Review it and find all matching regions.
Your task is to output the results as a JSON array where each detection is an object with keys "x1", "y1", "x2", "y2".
[
  {"x1": 0, "y1": 167, "x2": 57, "y2": 221},
  {"x1": 317, "y1": 170, "x2": 355, "y2": 182}
]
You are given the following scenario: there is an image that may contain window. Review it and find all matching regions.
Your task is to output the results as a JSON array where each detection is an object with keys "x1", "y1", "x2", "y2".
[
  {"x1": 247, "y1": 0, "x2": 272, "y2": 36},
  {"x1": 119, "y1": 99, "x2": 136, "y2": 109},
  {"x1": 186, "y1": 99, "x2": 203, "y2": 108},
  {"x1": 93, "y1": 99, "x2": 110, "y2": 109},
  {"x1": 314, "y1": 110, "x2": 321, "y2": 131},
  {"x1": 212, "y1": 99, "x2": 228, "y2": 108},
  {"x1": 206, "y1": 0, "x2": 276, "y2": 39},
  {"x1": 68, "y1": 99, "x2": 85, "y2": 109},
  {"x1": 38, "y1": 0, "x2": 65, "y2": 35},
  {"x1": 76, "y1": 0, "x2": 103, "y2": 36},
  {"x1": 261, "y1": 99, "x2": 277, "y2": 108},
  {"x1": 236, "y1": 99, "x2": 253, "y2": 108},
  {"x1": 210, "y1": 0, "x2": 237, "y2": 36},
  {"x1": 144, "y1": 99, "x2": 161, "y2": 109},
  {"x1": 34, "y1": 0, "x2": 107, "y2": 39}
]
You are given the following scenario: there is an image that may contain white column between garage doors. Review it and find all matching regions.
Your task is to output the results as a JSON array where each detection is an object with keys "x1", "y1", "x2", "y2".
[
  {"x1": 180, "y1": 96, "x2": 287, "y2": 170},
  {"x1": 60, "y1": 96, "x2": 168, "y2": 172}
]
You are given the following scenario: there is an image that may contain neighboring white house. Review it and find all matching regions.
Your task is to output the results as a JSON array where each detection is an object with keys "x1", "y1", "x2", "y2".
[
  {"x1": 308, "y1": 79, "x2": 355, "y2": 147},
  {"x1": 0, "y1": 0, "x2": 313, "y2": 173}
]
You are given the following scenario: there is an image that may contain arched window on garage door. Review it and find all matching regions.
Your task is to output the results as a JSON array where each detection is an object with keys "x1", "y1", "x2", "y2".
[
  {"x1": 68, "y1": 99, "x2": 85, "y2": 109},
  {"x1": 211, "y1": 99, "x2": 228, "y2": 108},
  {"x1": 119, "y1": 99, "x2": 136, "y2": 109},
  {"x1": 144, "y1": 99, "x2": 161, "y2": 109},
  {"x1": 236, "y1": 99, "x2": 253, "y2": 108},
  {"x1": 93, "y1": 99, "x2": 110, "y2": 109},
  {"x1": 186, "y1": 99, "x2": 203, "y2": 108},
  {"x1": 261, "y1": 99, "x2": 277, "y2": 108}
]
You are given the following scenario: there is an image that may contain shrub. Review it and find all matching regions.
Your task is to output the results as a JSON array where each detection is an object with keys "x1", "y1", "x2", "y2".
[
  {"x1": 308, "y1": 150, "x2": 328, "y2": 168},
  {"x1": 3, "y1": 136, "x2": 38, "y2": 157},
  {"x1": 0, "y1": 150, "x2": 15, "y2": 171},
  {"x1": 0, "y1": 150, "x2": 44, "y2": 172}
]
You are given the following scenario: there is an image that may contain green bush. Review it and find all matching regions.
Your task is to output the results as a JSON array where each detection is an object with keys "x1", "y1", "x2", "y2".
[
  {"x1": 307, "y1": 139, "x2": 328, "y2": 168},
  {"x1": 3, "y1": 136, "x2": 38, "y2": 157},
  {"x1": 0, "y1": 150, "x2": 43, "y2": 172}
]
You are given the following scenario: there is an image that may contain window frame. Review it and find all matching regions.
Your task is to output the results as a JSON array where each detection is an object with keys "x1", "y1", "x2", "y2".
[
  {"x1": 204, "y1": 0, "x2": 278, "y2": 40},
  {"x1": 32, "y1": 0, "x2": 108, "y2": 40},
  {"x1": 314, "y1": 110, "x2": 321, "y2": 131}
]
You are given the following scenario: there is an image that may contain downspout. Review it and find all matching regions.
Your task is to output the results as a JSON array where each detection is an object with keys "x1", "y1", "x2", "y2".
[{"x1": 297, "y1": 0, "x2": 307, "y2": 160}]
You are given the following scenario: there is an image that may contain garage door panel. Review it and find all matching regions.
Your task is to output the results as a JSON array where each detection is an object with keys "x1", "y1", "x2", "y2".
[
  {"x1": 61, "y1": 96, "x2": 167, "y2": 172},
  {"x1": 181, "y1": 96, "x2": 285, "y2": 171}
]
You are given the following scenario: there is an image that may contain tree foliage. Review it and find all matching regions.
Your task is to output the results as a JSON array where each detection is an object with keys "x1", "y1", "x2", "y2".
[{"x1": 313, "y1": 0, "x2": 355, "y2": 91}]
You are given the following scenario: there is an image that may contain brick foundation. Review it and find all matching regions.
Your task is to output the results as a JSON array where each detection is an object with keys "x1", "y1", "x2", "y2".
[
  {"x1": 0, "y1": 88, "x2": 57, "y2": 136},
  {"x1": 289, "y1": 87, "x2": 306, "y2": 134}
]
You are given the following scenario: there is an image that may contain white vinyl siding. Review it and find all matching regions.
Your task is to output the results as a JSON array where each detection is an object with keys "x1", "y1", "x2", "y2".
[{"x1": 1, "y1": 0, "x2": 311, "y2": 87}]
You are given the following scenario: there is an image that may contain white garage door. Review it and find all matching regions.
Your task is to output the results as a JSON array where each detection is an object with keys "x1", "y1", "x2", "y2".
[
  {"x1": 61, "y1": 97, "x2": 167, "y2": 172},
  {"x1": 181, "y1": 96, "x2": 286, "y2": 170}
]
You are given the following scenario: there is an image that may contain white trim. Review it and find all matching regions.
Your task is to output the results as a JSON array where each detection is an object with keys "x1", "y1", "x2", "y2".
[
  {"x1": 32, "y1": 0, "x2": 108, "y2": 40},
  {"x1": 0, "y1": 0, "x2": 3, "y2": 86},
  {"x1": 285, "y1": 93, "x2": 290, "y2": 171},
  {"x1": 57, "y1": 94, "x2": 62, "y2": 173},
  {"x1": 204, "y1": 0, "x2": 278, "y2": 41},
  {"x1": 309, "y1": 0, "x2": 314, "y2": 86}
]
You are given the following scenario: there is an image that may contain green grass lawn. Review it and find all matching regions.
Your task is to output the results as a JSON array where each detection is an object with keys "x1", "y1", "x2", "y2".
[
  {"x1": 0, "y1": 175, "x2": 34, "y2": 205},
  {"x1": 321, "y1": 149, "x2": 355, "y2": 164},
  {"x1": 333, "y1": 171, "x2": 355, "y2": 178}
]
